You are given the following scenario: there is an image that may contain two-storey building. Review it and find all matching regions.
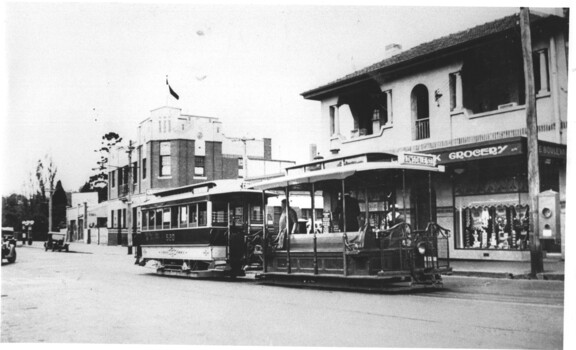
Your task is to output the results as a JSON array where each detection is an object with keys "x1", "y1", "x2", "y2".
[{"x1": 301, "y1": 12, "x2": 568, "y2": 261}]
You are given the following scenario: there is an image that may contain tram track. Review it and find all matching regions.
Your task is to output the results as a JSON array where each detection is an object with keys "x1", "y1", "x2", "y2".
[{"x1": 413, "y1": 287, "x2": 564, "y2": 307}]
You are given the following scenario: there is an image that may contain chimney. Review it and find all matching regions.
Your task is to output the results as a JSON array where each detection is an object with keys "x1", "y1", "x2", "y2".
[
  {"x1": 263, "y1": 138, "x2": 272, "y2": 160},
  {"x1": 384, "y1": 43, "x2": 402, "y2": 59},
  {"x1": 309, "y1": 144, "x2": 317, "y2": 161}
]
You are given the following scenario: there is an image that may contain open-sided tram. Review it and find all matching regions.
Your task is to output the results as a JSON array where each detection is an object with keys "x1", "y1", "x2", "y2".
[
  {"x1": 138, "y1": 180, "x2": 270, "y2": 278},
  {"x1": 251, "y1": 151, "x2": 452, "y2": 291}
]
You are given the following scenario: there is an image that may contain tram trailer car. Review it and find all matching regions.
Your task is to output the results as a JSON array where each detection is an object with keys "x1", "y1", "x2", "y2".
[
  {"x1": 138, "y1": 180, "x2": 271, "y2": 278},
  {"x1": 251, "y1": 152, "x2": 452, "y2": 292}
]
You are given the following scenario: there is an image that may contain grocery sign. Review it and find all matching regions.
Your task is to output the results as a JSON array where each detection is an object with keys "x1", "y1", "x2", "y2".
[
  {"x1": 432, "y1": 141, "x2": 524, "y2": 164},
  {"x1": 430, "y1": 139, "x2": 566, "y2": 164}
]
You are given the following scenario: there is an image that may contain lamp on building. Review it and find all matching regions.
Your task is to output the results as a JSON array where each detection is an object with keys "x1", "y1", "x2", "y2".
[{"x1": 435, "y1": 89, "x2": 443, "y2": 107}]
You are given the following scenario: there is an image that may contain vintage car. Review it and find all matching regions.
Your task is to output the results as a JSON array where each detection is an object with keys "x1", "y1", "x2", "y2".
[
  {"x1": 2, "y1": 227, "x2": 17, "y2": 263},
  {"x1": 44, "y1": 231, "x2": 70, "y2": 252}
]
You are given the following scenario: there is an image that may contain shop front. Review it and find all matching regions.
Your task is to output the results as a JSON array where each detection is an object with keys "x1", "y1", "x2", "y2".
[{"x1": 430, "y1": 137, "x2": 566, "y2": 261}]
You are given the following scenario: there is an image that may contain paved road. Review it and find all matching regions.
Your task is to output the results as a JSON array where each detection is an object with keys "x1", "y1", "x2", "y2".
[{"x1": 1, "y1": 243, "x2": 565, "y2": 348}]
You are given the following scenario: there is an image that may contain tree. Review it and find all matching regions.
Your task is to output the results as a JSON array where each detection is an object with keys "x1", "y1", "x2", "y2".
[
  {"x1": 52, "y1": 180, "x2": 68, "y2": 230},
  {"x1": 2, "y1": 194, "x2": 30, "y2": 229},
  {"x1": 35, "y1": 154, "x2": 58, "y2": 200},
  {"x1": 88, "y1": 132, "x2": 123, "y2": 202},
  {"x1": 12, "y1": 155, "x2": 60, "y2": 240}
]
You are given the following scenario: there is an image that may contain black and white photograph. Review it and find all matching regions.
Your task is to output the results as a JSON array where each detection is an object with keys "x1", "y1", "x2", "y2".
[{"x1": 1, "y1": 1, "x2": 573, "y2": 349}]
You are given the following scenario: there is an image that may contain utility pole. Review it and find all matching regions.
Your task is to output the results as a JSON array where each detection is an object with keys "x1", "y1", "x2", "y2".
[
  {"x1": 520, "y1": 7, "x2": 544, "y2": 275},
  {"x1": 47, "y1": 185, "x2": 54, "y2": 232},
  {"x1": 232, "y1": 137, "x2": 256, "y2": 179},
  {"x1": 126, "y1": 140, "x2": 135, "y2": 255}
]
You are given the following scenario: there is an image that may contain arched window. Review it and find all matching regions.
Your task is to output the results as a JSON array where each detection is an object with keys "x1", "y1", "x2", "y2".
[{"x1": 411, "y1": 84, "x2": 430, "y2": 140}]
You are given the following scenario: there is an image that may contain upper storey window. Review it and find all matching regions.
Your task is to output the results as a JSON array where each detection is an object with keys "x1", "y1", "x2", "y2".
[
  {"x1": 461, "y1": 40, "x2": 525, "y2": 114},
  {"x1": 159, "y1": 141, "x2": 171, "y2": 177},
  {"x1": 330, "y1": 82, "x2": 393, "y2": 139},
  {"x1": 411, "y1": 84, "x2": 430, "y2": 140}
]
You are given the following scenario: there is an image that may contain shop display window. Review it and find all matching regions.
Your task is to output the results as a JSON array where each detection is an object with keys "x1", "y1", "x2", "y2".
[{"x1": 458, "y1": 205, "x2": 530, "y2": 250}]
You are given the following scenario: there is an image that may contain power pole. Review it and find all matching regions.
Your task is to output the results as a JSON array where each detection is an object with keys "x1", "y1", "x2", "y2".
[
  {"x1": 126, "y1": 140, "x2": 135, "y2": 255},
  {"x1": 520, "y1": 7, "x2": 544, "y2": 275}
]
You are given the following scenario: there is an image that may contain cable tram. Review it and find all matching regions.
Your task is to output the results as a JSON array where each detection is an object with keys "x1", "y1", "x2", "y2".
[
  {"x1": 251, "y1": 152, "x2": 452, "y2": 291},
  {"x1": 138, "y1": 180, "x2": 270, "y2": 278}
]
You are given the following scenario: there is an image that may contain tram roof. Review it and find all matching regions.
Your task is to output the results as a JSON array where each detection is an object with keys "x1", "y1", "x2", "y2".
[
  {"x1": 143, "y1": 179, "x2": 266, "y2": 207},
  {"x1": 250, "y1": 157, "x2": 444, "y2": 191}
]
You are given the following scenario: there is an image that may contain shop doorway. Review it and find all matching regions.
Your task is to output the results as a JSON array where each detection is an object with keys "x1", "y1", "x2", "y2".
[
  {"x1": 78, "y1": 219, "x2": 84, "y2": 241},
  {"x1": 410, "y1": 185, "x2": 436, "y2": 230}
]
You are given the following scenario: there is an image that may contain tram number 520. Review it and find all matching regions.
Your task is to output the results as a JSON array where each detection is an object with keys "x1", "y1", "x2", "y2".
[{"x1": 166, "y1": 233, "x2": 175, "y2": 242}]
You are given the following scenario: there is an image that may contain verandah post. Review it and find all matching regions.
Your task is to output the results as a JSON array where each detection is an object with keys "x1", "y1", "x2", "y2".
[
  {"x1": 261, "y1": 190, "x2": 267, "y2": 273},
  {"x1": 286, "y1": 186, "x2": 291, "y2": 274},
  {"x1": 341, "y1": 179, "x2": 348, "y2": 276},
  {"x1": 311, "y1": 183, "x2": 318, "y2": 275}
]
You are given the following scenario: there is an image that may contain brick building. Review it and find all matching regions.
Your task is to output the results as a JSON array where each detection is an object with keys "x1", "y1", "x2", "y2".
[
  {"x1": 301, "y1": 11, "x2": 568, "y2": 261},
  {"x1": 104, "y1": 102, "x2": 294, "y2": 246}
]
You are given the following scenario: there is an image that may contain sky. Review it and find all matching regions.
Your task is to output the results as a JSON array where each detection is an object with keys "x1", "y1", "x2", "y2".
[{"x1": 1, "y1": 1, "x2": 570, "y2": 196}]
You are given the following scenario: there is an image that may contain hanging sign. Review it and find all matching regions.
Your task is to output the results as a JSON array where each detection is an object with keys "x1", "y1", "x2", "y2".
[{"x1": 398, "y1": 152, "x2": 437, "y2": 167}]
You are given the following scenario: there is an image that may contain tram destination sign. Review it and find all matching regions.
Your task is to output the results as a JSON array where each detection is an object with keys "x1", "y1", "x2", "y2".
[{"x1": 398, "y1": 152, "x2": 437, "y2": 167}]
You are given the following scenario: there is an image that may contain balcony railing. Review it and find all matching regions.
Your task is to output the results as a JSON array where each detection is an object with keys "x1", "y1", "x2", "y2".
[{"x1": 415, "y1": 118, "x2": 430, "y2": 140}]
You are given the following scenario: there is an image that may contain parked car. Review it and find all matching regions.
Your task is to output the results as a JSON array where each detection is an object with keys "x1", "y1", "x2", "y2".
[
  {"x1": 2, "y1": 227, "x2": 17, "y2": 263},
  {"x1": 44, "y1": 231, "x2": 70, "y2": 252}
]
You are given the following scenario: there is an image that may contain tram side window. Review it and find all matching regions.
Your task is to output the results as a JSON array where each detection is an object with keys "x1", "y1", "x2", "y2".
[
  {"x1": 250, "y1": 205, "x2": 263, "y2": 224},
  {"x1": 179, "y1": 206, "x2": 188, "y2": 228},
  {"x1": 142, "y1": 211, "x2": 148, "y2": 231},
  {"x1": 232, "y1": 206, "x2": 244, "y2": 227},
  {"x1": 155, "y1": 209, "x2": 162, "y2": 230},
  {"x1": 212, "y1": 202, "x2": 228, "y2": 227},
  {"x1": 162, "y1": 208, "x2": 171, "y2": 229},
  {"x1": 148, "y1": 210, "x2": 155, "y2": 230},
  {"x1": 188, "y1": 204, "x2": 198, "y2": 227},
  {"x1": 198, "y1": 202, "x2": 208, "y2": 226},
  {"x1": 171, "y1": 206, "x2": 178, "y2": 228}
]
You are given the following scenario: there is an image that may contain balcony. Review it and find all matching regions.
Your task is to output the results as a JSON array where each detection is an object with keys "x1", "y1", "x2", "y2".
[
  {"x1": 415, "y1": 118, "x2": 430, "y2": 140},
  {"x1": 118, "y1": 184, "x2": 129, "y2": 198}
]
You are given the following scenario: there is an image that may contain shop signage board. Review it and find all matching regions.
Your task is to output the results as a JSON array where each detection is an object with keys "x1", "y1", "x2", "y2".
[
  {"x1": 432, "y1": 141, "x2": 524, "y2": 164},
  {"x1": 431, "y1": 138, "x2": 566, "y2": 165},
  {"x1": 398, "y1": 152, "x2": 437, "y2": 167},
  {"x1": 538, "y1": 141, "x2": 566, "y2": 159}
]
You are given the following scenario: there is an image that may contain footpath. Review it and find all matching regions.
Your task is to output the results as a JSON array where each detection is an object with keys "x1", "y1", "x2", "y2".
[
  {"x1": 20, "y1": 241, "x2": 565, "y2": 281},
  {"x1": 448, "y1": 256, "x2": 565, "y2": 280}
]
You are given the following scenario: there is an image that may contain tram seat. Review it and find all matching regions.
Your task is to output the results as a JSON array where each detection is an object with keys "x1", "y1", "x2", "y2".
[
  {"x1": 289, "y1": 232, "x2": 363, "y2": 252},
  {"x1": 351, "y1": 224, "x2": 378, "y2": 249}
]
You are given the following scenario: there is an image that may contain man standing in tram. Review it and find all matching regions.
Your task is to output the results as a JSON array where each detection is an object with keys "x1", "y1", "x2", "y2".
[
  {"x1": 334, "y1": 192, "x2": 361, "y2": 232},
  {"x1": 277, "y1": 199, "x2": 299, "y2": 248}
]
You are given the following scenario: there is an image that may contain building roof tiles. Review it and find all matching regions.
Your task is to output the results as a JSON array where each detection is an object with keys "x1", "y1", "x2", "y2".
[{"x1": 302, "y1": 12, "x2": 561, "y2": 98}]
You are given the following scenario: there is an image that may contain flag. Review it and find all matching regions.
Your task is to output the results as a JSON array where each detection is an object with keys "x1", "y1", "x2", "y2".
[{"x1": 166, "y1": 77, "x2": 179, "y2": 100}]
